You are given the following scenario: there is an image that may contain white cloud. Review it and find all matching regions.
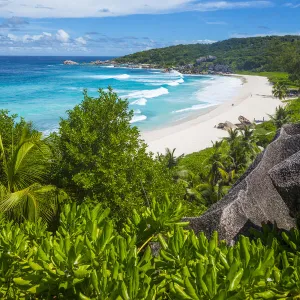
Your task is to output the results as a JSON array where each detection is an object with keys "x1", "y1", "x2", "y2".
[
  {"x1": 172, "y1": 39, "x2": 217, "y2": 45},
  {"x1": 206, "y1": 21, "x2": 227, "y2": 25},
  {"x1": 75, "y1": 36, "x2": 87, "y2": 45},
  {"x1": 230, "y1": 32, "x2": 300, "y2": 38},
  {"x1": 2, "y1": 29, "x2": 89, "y2": 54},
  {"x1": 284, "y1": 2, "x2": 300, "y2": 8},
  {"x1": 6, "y1": 30, "x2": 69, "y2": 44},
  {"x1": 190, "y1": 1, "x2": 272, "y2": 11},
  {"x1": 7, "y1": 33, "x2": 18, "y2": 41},
  {"x1": 0, "y1": 0, "x2": 273, "y2": 18},
  {"x1": 7, "y1": 31, "x2": 53, "y2": 43},
  {"x1": 196, "y1": 39, "x2": 217, "y2": 44},
  {"x1": 56, "y1": 29, "x2": 69, "y2": 43}
]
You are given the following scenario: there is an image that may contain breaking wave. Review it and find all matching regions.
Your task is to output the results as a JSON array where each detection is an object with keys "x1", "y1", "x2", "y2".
[
  {"x1": 172, "y1": 103, "x2": 216, "y2": 113},
  {"x1": 130, "y1": 114, "x2": 147, "y2": 123},
  {"x1": 126, "y1": 87, "x2": 169, "y2": 99},
  {"x1": 130, "y1": 98, "x2": 147, "y2": 106},
  {"x1": 84, "y1": 74, "x2": 130, "y2": 80}
]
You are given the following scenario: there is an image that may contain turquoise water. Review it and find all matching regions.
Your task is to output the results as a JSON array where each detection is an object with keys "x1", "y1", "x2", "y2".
[{"x1": 0, "y1": 56, "x2": 241, "y2": 134}]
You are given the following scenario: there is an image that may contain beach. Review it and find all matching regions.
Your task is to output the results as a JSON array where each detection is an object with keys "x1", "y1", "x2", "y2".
[{"x1": 142, "y1": 75, "x2": 282, "y2": 155}]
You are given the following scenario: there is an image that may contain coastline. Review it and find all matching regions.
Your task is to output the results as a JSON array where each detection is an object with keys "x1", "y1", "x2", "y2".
[{"x1": 142, "y1": 74, "x2": 282, "y2": 155}]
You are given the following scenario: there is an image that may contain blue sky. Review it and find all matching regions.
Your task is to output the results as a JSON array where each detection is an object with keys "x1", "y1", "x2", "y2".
[{"x1": 0, "y1": 0, "x2": 299, "y2": 56}]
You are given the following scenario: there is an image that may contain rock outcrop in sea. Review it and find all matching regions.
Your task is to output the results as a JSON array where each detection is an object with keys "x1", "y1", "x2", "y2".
[
  {"x1": 184, "y1": 123, "x2": 300, "y2": 243},
  {"x1": 63, "y1": 60, "x2": 79, "y2": 65}
]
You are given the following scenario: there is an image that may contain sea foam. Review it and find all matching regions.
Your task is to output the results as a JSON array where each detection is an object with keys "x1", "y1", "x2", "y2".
[
  {"x1": 126, "y1": 87, "x2": 169, "y2": 99},
  {"x1": 84, "y1": 74, "x2": 130, "y2": 80},
  {"x1": 173, "y1": 103, "x2": 216, "y2": 113},
  {"x1": 130, "y1": 98, "x2": 147, "y2": 106},
  {"x1": 172, "y1": 76, "x2": 242, "y2": 114},
  {"x1": 130, "y1": 115, "x2": 147, "y2": 123}
]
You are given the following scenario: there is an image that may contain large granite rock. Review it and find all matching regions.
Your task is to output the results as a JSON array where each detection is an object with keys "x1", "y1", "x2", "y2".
[
  {"x1": 184, "y1": 124, "x2": 300, "y2": 242},
  {"x1": 208, "y1": 64, "x2": 232, "y2": 73},
  {"x1": 196, "y1": 55, "x2": 217, "y2": 64}
]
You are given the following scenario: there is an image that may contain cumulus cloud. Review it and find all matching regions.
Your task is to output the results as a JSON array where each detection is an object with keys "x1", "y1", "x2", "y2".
[
  {"x1": 7, "y1": 33, "x2": 18, "y2": 41},
  {"x1": 5, "y1": 29, "x2": 70, "y2": 44},
  {"x1": 75, "y1": 36, "x2": 87, "y2": 45},
  {"x1": 0, "y1": 0, "x2": 273, "y2": 18},
  {"x1": 56, "y1": 29, "x2": 69, "y2": 43},
  {"x1": 1, "y1": 29, "x2": 90, "y2": 54}
]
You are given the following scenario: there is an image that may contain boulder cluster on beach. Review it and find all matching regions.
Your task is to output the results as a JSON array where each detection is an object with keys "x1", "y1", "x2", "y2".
[{"x1": 217, "y1": 115, "x2": 253, "y2": 130}]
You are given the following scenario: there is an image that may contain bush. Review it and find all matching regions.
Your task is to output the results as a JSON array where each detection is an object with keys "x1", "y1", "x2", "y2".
[
  {"x1": 50, "y1": 88, "x2": 185, "y2": 222},
  {"x1": 1, "y1": 198, "x2": 300, "y2": 299},
  {"x1": 254, "y1": 121, "x2": 277, "y2": 148}
]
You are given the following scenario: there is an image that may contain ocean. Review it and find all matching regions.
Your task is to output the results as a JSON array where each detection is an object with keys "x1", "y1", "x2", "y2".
[{"x1": 0, "y1": 56, "x2": 242, "y2": 134}]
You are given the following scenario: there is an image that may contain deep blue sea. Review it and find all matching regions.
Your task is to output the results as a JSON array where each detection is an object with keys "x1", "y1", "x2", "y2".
[{"x1": 0, "y1": 56, "x2": 241, "y2": 134}]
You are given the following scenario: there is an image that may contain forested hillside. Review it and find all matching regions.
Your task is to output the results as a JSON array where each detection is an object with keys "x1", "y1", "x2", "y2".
[{"x1": 116, "y1": 35, "x2": 300, "y2": 74}]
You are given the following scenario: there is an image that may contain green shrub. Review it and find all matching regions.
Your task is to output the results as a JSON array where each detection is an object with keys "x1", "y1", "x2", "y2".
[
  {"x1": 254, "y1": 121, "x2": 277, "y2": 148},
  {"x1": 1, "y1": 197, "x2": 300, "y2": 299}
]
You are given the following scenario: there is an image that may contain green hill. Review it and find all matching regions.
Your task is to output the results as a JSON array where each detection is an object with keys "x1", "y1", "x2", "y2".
[{"x1": 115, "y1": 35, "x2": 300, "y2": 73}]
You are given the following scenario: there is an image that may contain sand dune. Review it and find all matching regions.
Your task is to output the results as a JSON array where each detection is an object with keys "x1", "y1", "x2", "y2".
[{"x1": 142, "y1": 75, "x2": 282, "y2": 155}]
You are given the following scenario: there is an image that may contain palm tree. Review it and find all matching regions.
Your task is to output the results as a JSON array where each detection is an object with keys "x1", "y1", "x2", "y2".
[
  {"x1": 0, "y1": 126, "x2": 61, "y2": 222},
  {"x1": 159, "y1": 148, "x2": 184, "y2": 169},
  {"x1": 239, "y1": 126, "x2": 260, "y2": 159},
  {"x1": 272, "y1": 82, "x2": 288, "y2": 100},
  {"x1": 224, "y1": 128, "x2": 239, "y2": 144},
  {"x1": 205, "y1": 141, "x2": 226, "y2": 186},
  {"x1": 268, "y1": 106, "x2": 290, "y2": 129}
]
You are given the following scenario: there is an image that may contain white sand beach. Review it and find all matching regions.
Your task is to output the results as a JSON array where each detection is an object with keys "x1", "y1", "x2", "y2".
[{"x1": 142, "y1": 75, "x2": 282, "y2": 155}]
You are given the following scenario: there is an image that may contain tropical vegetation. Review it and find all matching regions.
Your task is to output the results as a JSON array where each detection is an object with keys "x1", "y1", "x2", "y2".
[
  {"x1": 116, "y1": 36, "x2": 300, "y2": 78},
  {"x1": 0, "y1": 88, "x2": 300, "y2": 298}
]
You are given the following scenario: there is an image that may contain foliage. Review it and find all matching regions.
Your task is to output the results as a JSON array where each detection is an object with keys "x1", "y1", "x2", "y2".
[
  {"x1": 172, "y1": 126, "x2": 260, "y2": 207},
  {"x1": 157, "y1": 148, "x2": 184, "y2": 169},
  {"x1": 0, "y1": 110, "x2": 34, "y2": 180},
  {"x1": 268, "y1": 106, "x2": 291, "y2": 129},
  {"x1": 286, "y1": 98, "x2": 300, "y2": 123},
  {"x1": 0, "y1": 115, "x2": 61, "y2": 223},
  {"x1": 178, "y1": 147, "x2": 214, "y2": 179},
  {"x1": 272, "y1": 83, "x2": 288, "y2": 100},
  {"x1": 0, "y1": 90, "x2": 300, "y2": 298},
  {"x1": 116, "y1": 35, "x2": 300, "y2": 74},
  {"x1": 1, "y1": 198, "x2": 300, "y2": 299},
  {"x1": 254, "y1": 121, "x2": 276, "y2": 148},
  {"x1": 51, "y1": 88, "x2": 185, "y2": 222}
]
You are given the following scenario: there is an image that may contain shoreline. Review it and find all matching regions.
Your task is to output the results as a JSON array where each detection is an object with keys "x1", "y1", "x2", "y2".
[
  {"x1": 142, "y1": 74, "x2": 282, "y2": 155},
  {"x1": 140, "y1": 73, "x2": 243, "y2": 133}
]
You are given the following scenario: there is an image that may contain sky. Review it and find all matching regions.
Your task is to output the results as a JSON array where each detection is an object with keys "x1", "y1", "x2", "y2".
[{"x1": 0, "y1": 0, "x2": 299, "y2": 56}]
